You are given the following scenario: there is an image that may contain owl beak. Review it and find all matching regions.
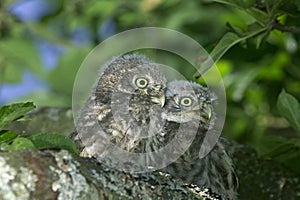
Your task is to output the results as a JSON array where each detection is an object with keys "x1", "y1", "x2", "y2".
[
  {"x1": 151, "y1": 95, "x2": 165, "y2": 107},
  {"x1": 148, "y1": 84, "x2": 166, "y2": 107},
  {"x1": 202, "y1": 105, "x2": 212, "y2": 120}
]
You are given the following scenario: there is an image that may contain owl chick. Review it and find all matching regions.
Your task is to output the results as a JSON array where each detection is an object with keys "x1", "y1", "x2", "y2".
[
  {"x1": 73, "y1": 54, "x2": 167, "y2": 162},
  {"x1": 163, "y1": 81, "x2": 238, "y2": 200},
  {"x1": 137, "y1": 80, "x2": 238, "y2": 199}
]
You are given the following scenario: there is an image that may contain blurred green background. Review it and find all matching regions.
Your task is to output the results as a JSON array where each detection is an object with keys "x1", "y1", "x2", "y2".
[{"x1": 1, "y1": 0, "x2": 300, "y2": 175}]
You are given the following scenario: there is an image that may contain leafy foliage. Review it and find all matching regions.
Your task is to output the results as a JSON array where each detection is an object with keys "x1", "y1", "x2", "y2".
[{"x1": 0, "y1": 102, "x2": 77, "y2": 153}]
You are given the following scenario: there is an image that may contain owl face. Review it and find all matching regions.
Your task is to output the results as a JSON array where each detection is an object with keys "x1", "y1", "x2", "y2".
[
  {"x1": 162, "y1": 81, "x2": 214, "y2": 129},
  {"x1": 115, "y1": 64, "x2": 166, "y2": 107}
]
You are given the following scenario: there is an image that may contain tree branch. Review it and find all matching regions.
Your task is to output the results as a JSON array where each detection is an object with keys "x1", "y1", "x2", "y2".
[
  {"x1": 4, "y1": 107, "x2": 300, "y2": 199},
  {"x1": 0, "y1": 150, "x2": 225, "y2": 200},
  {"x1": 272, "y1": 22, "x2": 300, "y2": 34}
]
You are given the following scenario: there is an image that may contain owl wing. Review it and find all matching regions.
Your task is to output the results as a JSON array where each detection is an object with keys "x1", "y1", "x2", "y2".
[{"x1": 72, "y1": 96, "x2": 112, "y2": 158}]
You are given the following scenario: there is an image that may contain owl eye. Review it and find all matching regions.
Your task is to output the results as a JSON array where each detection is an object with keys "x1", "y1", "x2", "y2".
[
  {"x1": 180, "y1": 97, "x2": 193, "y2": 106},
  {"x1": 135, "y1": 78, "x2": 148, "y2": 88}
]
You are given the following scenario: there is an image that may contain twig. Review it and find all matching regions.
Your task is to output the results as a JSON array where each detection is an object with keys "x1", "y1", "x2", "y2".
[{"x1": 272, "y1": 22, "x2": 300, "y2": 34}]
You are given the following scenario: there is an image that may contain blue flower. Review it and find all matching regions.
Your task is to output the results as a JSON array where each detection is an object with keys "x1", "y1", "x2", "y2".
[
  {"x1": 98, "y1": 18, "x2": 116, "y2": 40},
  {"x1": 9, "y1": 0, "x2": 59, "y2": 22},
  {"x1": 0, "y1": 71, "x2": 48, "y2": 104}
]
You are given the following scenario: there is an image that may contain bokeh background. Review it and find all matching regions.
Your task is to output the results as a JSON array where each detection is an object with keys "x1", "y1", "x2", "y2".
[{"x1": 1, "y1": 0, "x2": 300, "y2": 175}]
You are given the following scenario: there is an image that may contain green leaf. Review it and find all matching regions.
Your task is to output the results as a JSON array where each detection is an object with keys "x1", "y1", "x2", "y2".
[
  {"x1": 277, "y1": 89, "x2": 300, "y2": 131},
  {"x1": 0, "y1": 130, "x2": 18, "y2": 144},
  {"x1": 1, "y1": 137, "x2": 36, "y2": 151},
  {"x1": 28, "y1": 133, "x2": 78, "y2": 154},
  {"x1": 0, "y1": 102, "x2": 36, "y2": 130},
  {"x1": 210, "y1": 28, "x2": 267, "y2": 62},
  {"x1": 194, "y1": 28, "x2": 267, "y2": 78},
  {"x1": 210, "y1": 32, "x2": 240, "y2": 61}
]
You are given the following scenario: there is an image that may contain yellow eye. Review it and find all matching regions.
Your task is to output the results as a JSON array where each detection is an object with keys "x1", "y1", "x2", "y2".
[
  {"x1": 135, "y1": 78, "x2": 148, "y2": 88},
  {"x1": 180, "y1": 97, "x2": 192, "y2": 106}
]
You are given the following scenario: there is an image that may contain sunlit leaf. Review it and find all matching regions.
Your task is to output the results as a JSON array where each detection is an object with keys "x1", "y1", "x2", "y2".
[{"x1": 0, "y1": 102, "x2": 36, "y2": 130}]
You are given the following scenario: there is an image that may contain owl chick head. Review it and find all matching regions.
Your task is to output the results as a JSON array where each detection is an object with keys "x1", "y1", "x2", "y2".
[
  {"x1": 95, "y1": 54, "x2": 166, "y2": 107},
  {"x1": 162, "y1": 80, "x2": 216, "y2": 130},
  {"x1": 115, "y1": 63, "x2": 166, "y2": 107}
]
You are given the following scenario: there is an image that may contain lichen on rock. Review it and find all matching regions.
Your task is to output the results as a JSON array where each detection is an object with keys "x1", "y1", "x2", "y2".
[
  {"x1": 50, "y1": 150, "x2": 94, "y2": 200},
  {"x1": 0, "y1": 156, "x2": 38, "y2": 200}
]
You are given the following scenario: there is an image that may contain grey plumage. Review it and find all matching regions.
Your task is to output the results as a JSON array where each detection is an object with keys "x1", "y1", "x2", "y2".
[
  {"x1": 71, "y1": 54, "x2": 238, "y2": 198},
  {"x1": 163, "y1": 81, "x2": 238, "y2": 200},
  {"x1": 136, "y1": 80, "x2": 238, "y2": 199},
  {"x1": 72, "y1": 54, "x2": 167, "y2": 164}
]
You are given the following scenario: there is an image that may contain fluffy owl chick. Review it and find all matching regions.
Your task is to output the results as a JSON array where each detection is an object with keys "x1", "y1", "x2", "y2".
[
  {"x1": 160, "y1": 81, "x2": 238, "y2": 200},
  {"x1": 73, "y1": 54, "x2": 167, "y2": 160}
]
